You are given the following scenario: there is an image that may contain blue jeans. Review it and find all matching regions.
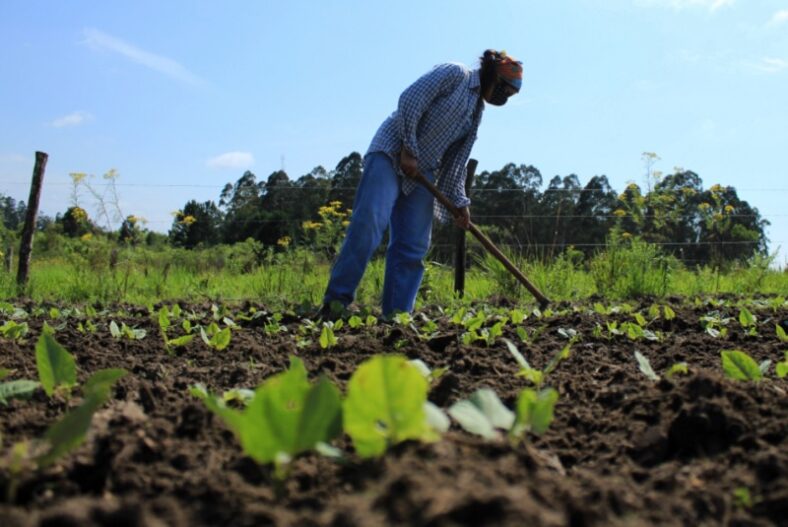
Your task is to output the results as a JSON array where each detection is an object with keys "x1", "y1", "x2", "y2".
[{"x1": 323, "y1": 152, "x2": 434, "y2": 316}]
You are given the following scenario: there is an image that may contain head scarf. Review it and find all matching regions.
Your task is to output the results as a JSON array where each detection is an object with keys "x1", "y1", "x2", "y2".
[{"x1": 495, "y1": 52, "x2": 523, "y2": 91}]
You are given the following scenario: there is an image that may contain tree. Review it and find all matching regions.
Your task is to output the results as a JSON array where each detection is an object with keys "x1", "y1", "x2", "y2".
[{"x1": 169, "y1": 200, "x2": 223, "y2": 248}]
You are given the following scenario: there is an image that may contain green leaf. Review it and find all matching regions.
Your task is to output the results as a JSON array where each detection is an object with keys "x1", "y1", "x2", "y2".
[
  {"x1": 666, "y1": 362, "x2": 689, "y2": 378},
  {"x1": 663, "y1": 305, "x2": 676, "y2": 320},
  {"x1": 198, "y1": 357, "x2": 342, "y2": 467},
  {"x1": 634, "y1": 313, "x2": 647, "y2": 327},
  {"x1": 35, "y1": 333, "x2": 77, "y2": 397},
  {"x1": 0, "y1": 380, "x2": 40, "y2": 405},
  {"x1": 167, "y1": 334, "x2": 195, "y2": 349},
  {"x1": 343, "y1": 355, "x2": 433, "y2": 458},
  {"x1": 0, "y1": 368, "x2": 11, "y2": 381},
  {"x1": 776, "y1": 352, "x2": 788, "y2": 378},
  {"x1": 210, "y1": 327, "x2": 232, "y2": 350},
  {"x1": 634, "y1": 351, "x2": 660, "y2": 381},
  {"x1": 448, "y1": 388, "x2": 514, "y2": 440},
  {"x1": 319, "y1": 324, "x2": 337, "y2": 349},
  {"x1": 36, "y1": 369, "x2": 125, "y2": 467},
  {"x1": 512, "y1": 387, "x2": 559, "y2": 437},
  {"x1": 738, "y1": 307, "x2": 756, "y2": 328},
  {"x1": 158, "y1": 307, "x2": 171, "y2": 331},
  {"x1": 424, "y1": 401, "x2": 450, "y2": 434},
  {"x1": 721, "y1": 350, "x2": 763, "y2": 382},
  {"x1": 109, "y1": 320, "x2": 121, "y2": 338},
  {"x1": 776, "y1": 325, "x2": 788, "y2": 343}
]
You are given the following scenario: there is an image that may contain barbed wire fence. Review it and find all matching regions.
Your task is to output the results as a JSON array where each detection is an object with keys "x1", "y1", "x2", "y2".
[{"x1": 1, "y1": 180, "x2": 786, "y2": 264}]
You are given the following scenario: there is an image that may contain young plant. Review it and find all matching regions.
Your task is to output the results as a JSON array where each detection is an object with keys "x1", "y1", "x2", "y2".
[
  {"x1": 319, "y1": 320, "x2": 341, "y2": 349},
  {"x1": 634, "y1": 351, "x2": 660, "y2": 382},
  {"x1": 448, "y1": 386, "x2": 559, "y2": 441},
  {"x1": 35, "y1": 332, "x2": 77, "y2": 398},
  {"x1": 448, "y1": 388, "x2": 514, "y2": 440},
  {"x1": 343, "y1": 355, "x2": 440, "y2": 457},
  {"x1": 776, "y1": 324, "x2": 788, "y2": 343},
  {"x1": 157, "y1": 307, "x2": 195, "y2": 353},
  {"x1": 666, "y1": 362, "x2": 690, "y2": 379},
  {"x1": 720, "y1": 350, "x2": 764, "y2": 382},
  {"x1": 0, "y1": 369, "x2": 39, "y2": 405},
  {"x1": 510, "y1": 387, "x2": 559, "y2": 439},
  {"x1": 738, "y1": 307, "x2": 758, "y2": 337},
  {"x1": 200, "y1": 322, "x2": 232, "y2": 351},
  {"x1": 775, "y1": 352, "x2": 788, "y2": 379},
  {"x1": 109, "y1": 320, "x2": 146, "y2": 341},
  {"x1": 0, "y1": 320, "x2": 30, "y2": 342},
  {"x1": 192, "y1": 357, "x2": 341, "y2": 479}
]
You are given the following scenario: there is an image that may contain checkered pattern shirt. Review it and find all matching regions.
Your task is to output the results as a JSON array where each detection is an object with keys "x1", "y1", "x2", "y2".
[{"x1": 367, "y1": 63, "x2": 485, "y2": 223}]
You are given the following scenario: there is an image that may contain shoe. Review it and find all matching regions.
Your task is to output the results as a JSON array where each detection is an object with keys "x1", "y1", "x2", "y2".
[{"x1": 314, "y1": 301, "x2": 344, "y2": 322}]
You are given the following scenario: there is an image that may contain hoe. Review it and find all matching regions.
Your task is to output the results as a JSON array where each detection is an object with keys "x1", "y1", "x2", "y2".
[{"x1": 413, "y1": 171, "x2": 551, "y2": 309}]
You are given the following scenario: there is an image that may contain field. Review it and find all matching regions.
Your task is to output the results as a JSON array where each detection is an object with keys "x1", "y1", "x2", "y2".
[{"x1": 1, "y1": 297, "x2": 786, "y2": 527}]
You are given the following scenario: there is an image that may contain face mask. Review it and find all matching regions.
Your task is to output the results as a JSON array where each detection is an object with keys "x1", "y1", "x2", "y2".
[{"x1": 487, "y1": 82, "x2": 510, "y2": 106}]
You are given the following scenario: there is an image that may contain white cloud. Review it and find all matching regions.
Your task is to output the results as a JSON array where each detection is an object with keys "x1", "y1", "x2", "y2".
[
  {"x1": 50, "y1": 111, "x2": 92, "y2": 128},
  {"x1": 635, "y1": 0, "x2": 734, "y2": 11},
  {"x1": 83, "y1": 28, "x2": 204, "y2": 86},
  {"x1": 768, "y1": 10, "x2": 788, "y2": 26},
  {"x1": 751, "y1": 57, "x2": 788, "y2": 74},
  {"x1": 206, "y1": 151, "x2": 255, "y2": 170}
]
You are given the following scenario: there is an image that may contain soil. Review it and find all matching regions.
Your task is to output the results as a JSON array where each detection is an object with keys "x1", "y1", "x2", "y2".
[{"x1": 1, "y1": 299, "x2": 786, "y2": 526}]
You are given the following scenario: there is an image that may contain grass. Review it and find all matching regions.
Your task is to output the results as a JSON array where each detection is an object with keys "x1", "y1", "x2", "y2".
[{"x1": 1, "y1": 239, "x2": 786, "y2": 309}]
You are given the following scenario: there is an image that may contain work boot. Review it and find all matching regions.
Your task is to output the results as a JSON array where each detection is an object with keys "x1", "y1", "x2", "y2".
[{"x1": 314, "y1": 301, "x2": 345, "y2": 322}]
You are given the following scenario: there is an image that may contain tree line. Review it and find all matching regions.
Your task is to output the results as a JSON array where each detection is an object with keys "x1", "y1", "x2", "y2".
[{"x1": 1, "y1": 151, "x2": 769, "y2": 267}]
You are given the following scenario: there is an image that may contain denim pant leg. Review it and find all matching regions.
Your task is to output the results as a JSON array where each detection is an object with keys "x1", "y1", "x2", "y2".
[
  {"x1": 323, "y1": 152, "x2": 400, "y2": 307},
  {"x1": 381, "y1": 171, "x2": 435, "y2": 316}
]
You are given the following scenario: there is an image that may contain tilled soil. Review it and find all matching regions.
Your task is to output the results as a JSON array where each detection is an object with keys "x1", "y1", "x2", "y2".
[{"x1": 1, "y1": 299, "x2": 786, "y2": 526}]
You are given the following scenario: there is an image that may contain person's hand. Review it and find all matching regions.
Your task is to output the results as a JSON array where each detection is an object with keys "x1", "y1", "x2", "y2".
[
  {"x1": 454, "y1": 207, "x2": 471, "y2": 230},
  {"x1": 399, "y1": 147, "x2": 419, "y2": 179}
]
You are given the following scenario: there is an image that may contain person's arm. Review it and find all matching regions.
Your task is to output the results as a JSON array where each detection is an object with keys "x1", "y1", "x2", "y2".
[
  {"x1": 397, "y1": 64, "x2": 467, "y2": 162},
  {"x1": 440, "y1": 131, "x2": 477, "y2": 217}
]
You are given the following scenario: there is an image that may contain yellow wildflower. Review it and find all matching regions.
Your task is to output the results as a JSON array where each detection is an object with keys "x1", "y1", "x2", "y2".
[
  {"x1": 613, "y1": 209, "x2": 627, "y2": 218},
  {"x1": 302, "y1": 220, "x2": 322, "y2": 230},
  {"x1": 698, "y1": 203, "x2": 711, "y2": 212},
  {"x1": 81, "y1": 233, "x2": 93, "y2": 241},
  {"x1": 713, "y1": 213, "x2": 724, "y2": 222},
  {"x1": 180, "y1": 215, "x2": 197, "y2": 226},
  {"x1": 622, "y1": 232, "x2": 632, "y2": 239},
  {"x1": 724, "y1": 205, "x2": 734, "y2": 214},
  {"x1": 710, "y1": 184, "x2": 722, "y2": 193},
  {"x1": 277, "y1": 236, "x2": 291, "y2": 248},
  {"x1": 342, "y1": 220, "x2": 350, "y2": 227}
]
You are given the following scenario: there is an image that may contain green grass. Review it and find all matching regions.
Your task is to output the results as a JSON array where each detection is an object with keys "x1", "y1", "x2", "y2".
[{"x1": 1, "y1": 240, "x2": 786, "y2": 309}]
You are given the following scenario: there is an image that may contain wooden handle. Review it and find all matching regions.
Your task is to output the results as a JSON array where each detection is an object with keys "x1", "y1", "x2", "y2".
[{"x1": 412, "y1": 172, "x2": 551, "y2": 307}]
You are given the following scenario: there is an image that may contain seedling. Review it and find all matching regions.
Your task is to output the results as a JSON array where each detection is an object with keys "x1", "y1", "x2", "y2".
[
  {"x1": 448, "y1": 386, "x2": 558, "y2": 441},
  {"x1": 634, "y1": 351, "x2": 660, "y2": 382},
  {"x1": 319, "y1": 321, "x2": 339, "y2": 349},
  {"x1": 775, "y1": 352, "x2": 788, "y2": 378},
  {"x1": 776, "y1": 324, "x2": 787, "y2": 343},
  {"x1": 665, "y1": 362, "x2": 689, "y2": 378},
  {"x1": 720, "y1": 350, "x2": 763, "y2": 382},
  {"x1": 738, "y1": 307, "x2": 758, "y2": 337},
  {"x1": 0, "y1": 371, "x2": 39, "y2": 405},
  {"x1": 109, "y1": 320, "x2": 147, "y2": 340},
  {"x1": 343, "y1": 355, "x2": 439, "y2": 458},
  {"x1": 408, "y1": 359, "x2": 448, "y2": 384},
  {"x1": 157, "y1": 307, "x2": 195, "y2": 354},
  {"x1": 448, "y1": 388, "x2": 514, "y2": 440},
  {"x1": 0, "y1": 320, "x2": 29, "y2": 342},
  {"x1": 200, "y1": 323, "x2": 232, "y2": 351},
  {"x1": 35, "y1": 332, "x2": 77, "y2": 398},
  {"x1": 192, "y1": 357, "x2": 341, "y2": 479},
  {"x1": 511, "y1": 387, "x2": 559, "y2": 439}
]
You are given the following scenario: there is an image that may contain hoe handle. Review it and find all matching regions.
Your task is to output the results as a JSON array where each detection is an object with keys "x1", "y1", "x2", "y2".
[{"x1": 413, "y1": 172, "x2": 551, "y2": 308}]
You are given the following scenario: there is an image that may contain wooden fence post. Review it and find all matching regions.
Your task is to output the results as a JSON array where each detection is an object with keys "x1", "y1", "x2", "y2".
[
  {"x1": 16, "y1": 151, "x2": 48, "y2": 289},
  {"x1": 454, "y1": 159, "x2": 478, "y2": 297}
]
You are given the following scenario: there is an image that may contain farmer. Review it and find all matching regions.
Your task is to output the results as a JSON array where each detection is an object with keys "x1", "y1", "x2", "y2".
[{"x1": 319, "y1": 49, "x2": 522, "y2": 319}]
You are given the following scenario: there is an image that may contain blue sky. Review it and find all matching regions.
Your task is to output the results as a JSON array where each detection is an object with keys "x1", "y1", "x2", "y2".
[{"x1": 1, "y1": 0, "x2": 786, "y2": 266}]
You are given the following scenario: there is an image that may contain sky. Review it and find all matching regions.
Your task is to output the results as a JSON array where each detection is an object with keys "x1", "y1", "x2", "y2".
[{"x1": 1, "y1": 0, "x2": 787, "y2": 266}]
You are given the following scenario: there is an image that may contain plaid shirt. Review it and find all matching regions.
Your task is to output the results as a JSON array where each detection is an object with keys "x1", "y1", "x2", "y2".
[{"x1": 367, "y1": 63, "x2": 485, "y2": 223}]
